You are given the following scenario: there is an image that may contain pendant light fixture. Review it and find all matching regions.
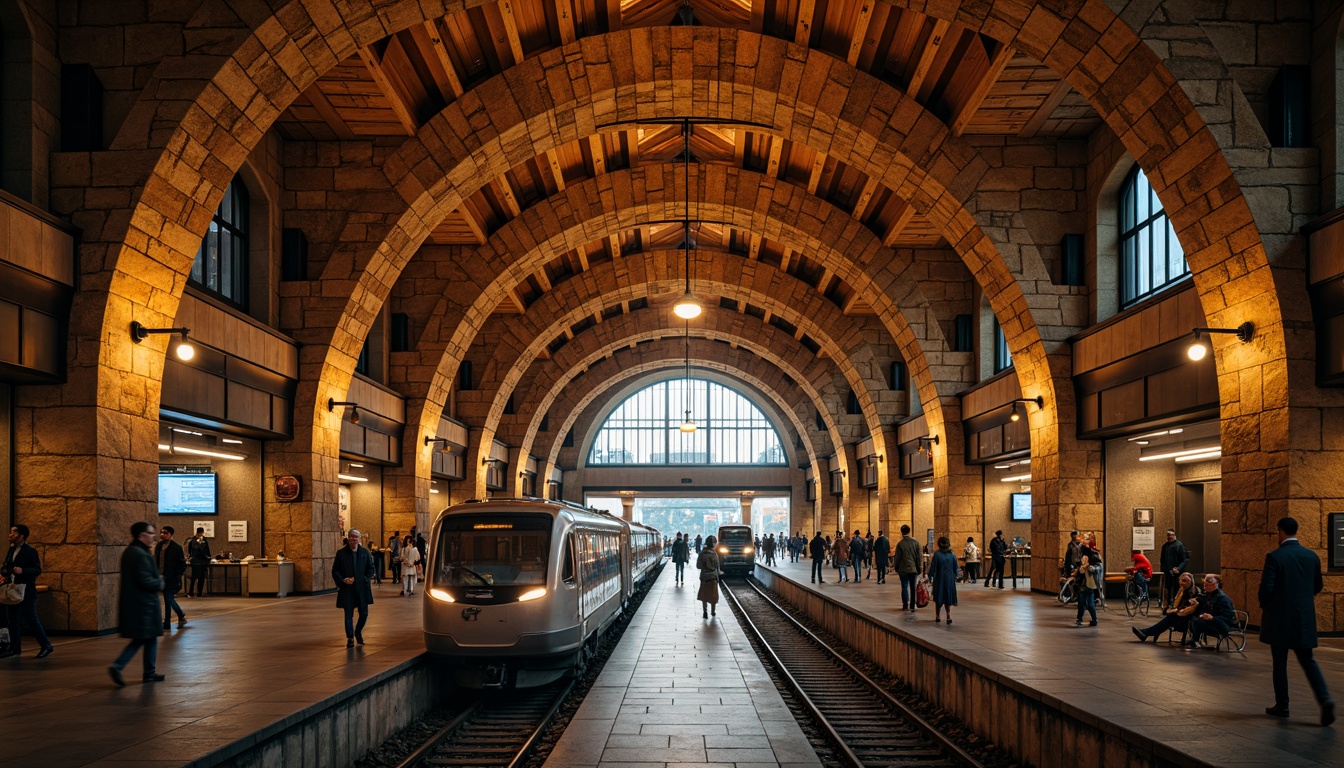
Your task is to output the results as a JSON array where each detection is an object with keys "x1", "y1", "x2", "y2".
[
  {"x1": 672, "y1": 119, "x2": 702, "y2": 320},
  {"x1": 679, "y1": 321, "x2": 697, "y2": 433}
]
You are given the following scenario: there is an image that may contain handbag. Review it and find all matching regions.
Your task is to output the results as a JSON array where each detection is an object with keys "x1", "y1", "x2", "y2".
[
  {"x1": 0, "y1": 581, "x2": 26, "y2": 606},
  {"x1": 914, "y1": 575, "x2": 931, "y2": 608}
]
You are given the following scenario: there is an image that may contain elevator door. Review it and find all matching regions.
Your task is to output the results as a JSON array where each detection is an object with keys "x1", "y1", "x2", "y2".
[{"x1": 1176, "y1": 481, "x2": 1221, "y2": 574}]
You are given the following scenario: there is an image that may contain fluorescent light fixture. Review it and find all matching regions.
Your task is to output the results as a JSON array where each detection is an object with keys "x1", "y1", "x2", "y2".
[
  {"x1": 1127, "y1": 428, "x2": 1184, "y2": 444},
  {"x1": 1174, "y1": 450, "x2": 1222, "y2": 463},
  {"x1": 157, "y1": 443, "x2": 244, "y2": 461},
  {"x1": 172, "y1": 428, "x2": 202, "y2": 436},
  {"x1": 993, "y1": 464, "x2": 1013, "y2": 470},
  {"x1": 220, "y1": 438, "x2": 243, "y2": 444},
  {"x1": 430, "y1": 489, "x2": 441, "y2": 494},
  {"x1": 1139, "y1": 442, "x2": 1221, "y2": 462},
  {"x1": 349, "y1": 463, "x2": 364, "y2": 468},
  {"x1": 517, "y1": 588, "x2": 547, "y2": 602},
  {"x1": 338, "y1": 473, "x2": 369, "y2": 482},
  {"x1": 1000, "y1": 473, "x2": 1032, "y2": 483},
  {"x1": 918, "y1": 487, "x2": 935, "y2": 493}
]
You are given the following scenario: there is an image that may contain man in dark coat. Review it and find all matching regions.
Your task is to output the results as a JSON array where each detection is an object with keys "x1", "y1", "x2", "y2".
[
  {"x1": 333, "y1": 529, "x2": 376, "y2": 647},
  {"x1": 1259, "y1": 517, "x2": 1334, "y2": 726},
  {"x1": 1159, "y1": 529, "x2": 1190, "y2": 611},
  {"x1": 808, "y1": 531, "x2": 827, "y2": 584},
  {"x1": 1187, "y1": 574, "x2": 1236, "y2": 645},
  {"x1": 895, "y1": 525, "x2": 923, "y2": 610},
  {"x1": 984, "y1": 530, "x2": 1007, "y2": 589},
  {"x1": 872, "y1": 531, "x2": 891, "y2": 584},
  {"x1": 2, "y1": 524, "x2": 54, "y2": 659},
  {"x1": 109, "y1": 522, "x2": 166, "y2": 686},
  {"x1": 185, "y1": 526, "x2": 211, "y2": 597},
  {"x1": 671, "y1": 534, "x2": 690, "y2": 585},
  {"x1": 849, "y1": 530, "x2": 866, "y2": 583},
  {"x1": 155, "y1": 525, "x2": 187, "y2": 630}
]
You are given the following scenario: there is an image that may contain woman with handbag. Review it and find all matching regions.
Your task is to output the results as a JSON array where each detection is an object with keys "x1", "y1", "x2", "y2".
[
  {"x1": 399, "y1": 535, "x2": 420, "y2": 596},
  {"x1": 696, "y1": 535, "x2": 721, "y2": 619}
]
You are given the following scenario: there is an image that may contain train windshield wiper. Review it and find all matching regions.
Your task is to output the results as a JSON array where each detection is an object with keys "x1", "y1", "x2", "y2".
[{"x1": 453, "y1": 564, "x2": 491, "y2": 585}]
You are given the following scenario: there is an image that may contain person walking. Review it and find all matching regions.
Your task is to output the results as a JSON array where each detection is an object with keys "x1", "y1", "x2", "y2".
[
  {"x1": 108, "y1": 522, "x2": 165, "y2": 686},
  {"x1": 873, "y1": 530, "x2": 891, "y2": 584},
  {"x1": 185, "y1": 527, "x2": 210, "y2": 597},
  {"x1": 671, "y1": 533, "x2": 690, "y2": 585},
  {"x1": 694, "y1": 534, "x2": 703, "y2": 554},
  {"x1": 333, "y1": 529, "x2": 376, "y2": 647},
  {"x1": 154, "y1": 526, "x2": 187, "y2": 630},
  {"x1": 2, "y1": 524, "x2": 54, "y2": 659},
  {"x1": 414, "y1": 532, "x2": 428, "y2": 583},
  {"x1": 927, "y1": 537, "x2": 958, "y2": 623},
  {"x1": 1073, "y1": 554, "x2": 1100, "y2": 627},
  {"x1": 984, "y1": 530, "x2": 1007, "y2": 588},
  {"x1": 848, "y1": 530, "x2": 866, "y2": 583},
  {"x1": 963, "y1": 536, "x2": 981, "y2": 584},
  {"x1": 809, "y1": 531, "x2": 827, "y2": 584},
  {"x1": 1159, "y1": 529, "x2": 1189, "y2": 611},
  {"x1": 388, "y1": 530, "x2": 402, "y2": 585},
  {"x1": 696, "y1": 535, "x2": 721, "y2": 619},
  {"x1": 895, "y1": 525, "x2": 922, "y2": 612},
  {"x1": 833, "y1": 531, "x2": 851, "y2": 583},
  {"x1": 1260, "y1": 517, "x2": 1334, "y2": 726},
  {"x1": 399, "y1": 534, "x2": 420, "y2": 596}
]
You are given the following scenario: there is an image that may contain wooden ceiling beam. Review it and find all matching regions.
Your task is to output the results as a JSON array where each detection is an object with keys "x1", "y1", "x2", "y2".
[
  {"x1": 418, "y1": 20, "x2": 464, "y2": 99},
  {"x1": 625, "y1": 129, "x2": 640, "y2": 167},
  {"x1": 1019, "y1": 77, "x2": 1072, "y2": 138},
  {"x1": 818, "y1": 267, "x2": 834, "y2": 292},
  {"x1": 535, "y1": 265, "x2": 552, "y2": 292},
  {"x1": 545, "y1": 149, "x2": 567, "y2": 191},
  {"x1": 589, "y1": 135, "x2": 608, "y2": 176},
  {"x1": 554, "y1": 0, "x2": 576, "y2": 44},
  {"x1": 605, "y1": 0, "x2": 622, "y2": 32},
  {"x1": 499, "y1": 0, "x2": 526, "y2": 66},
  {"x1": 607, "y1": 234, "x2": 621, "y2": 260},
  {"x1": 733, "y1": 128, "x2": 747, "y2": 167},
  {"x1": 906, "y1": 18, "x2": 950, "y2": 98},
  {"x1": 950, "y1": 42, "x2": 1014, "y2": 137},
  {"x1": 852, "y1": 176, "x2": 879, "y2": 221},
  {"x1": 847, "y1": 1, "x2": 875, "y2": 67},
  {"x1": 748, "y1": 234, "x2": 762, "y2": 261},
  {"x1": 795, "y1": 0, "x2": 816, "y2": 46},
  {"x1": 780, "y1": 246, "x2": 793, "y2": 273},
  {"x1": 766, "y1": 137, "x2": 784, "y2": 179},
  {"x1": 496, "y1": 177, "x2": 522, "y2": 218},
  {"x1": 842, "y1": 291, "x2": 863, "y2": 314},
  {"x1": 302, "y1": 87, "x2": 356, "y2": 140},
  {"x1": 750, "y1": 0, "x2": 765, "y2": 32},
  {"x1": 806, "y1": 152, "x2": 827, "y2": 195},
  {"x1": 358, "y1": 46, "x2": 418, "y2": 136},
  {"x1": 507, "y1": 289, "x2": 527, "y2": 314},
  {"x1": 576, "y1": 247, "x2": 590, "y2": 271},
  {"x1": 459, "y1": 205, "x2": 489, "y2": 245},
  {"x1": 883, "y1": 201, "x2": 916, "y2": 247}
]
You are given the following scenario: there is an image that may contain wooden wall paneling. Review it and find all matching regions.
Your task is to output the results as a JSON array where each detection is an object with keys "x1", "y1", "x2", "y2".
[
  {"x1": 226, "y1": 381, "x2": 273, "y2": 431},
  {"x1": 960, "y1": 371, "x2": 1022, "y2": 418},
  {"x1": 163, "y1": 361, "x2": 227, "y2": 419},
  {"x1": 271, "y1": 395, "x2": 290, "y2": 435},
  {"x1": 896, "y1": 413, "x2": 929, "y2": 444},
  {"x1": 1078, "y1": 391, "x2": 1099, "y2": 433},
  {"x1": 0, "y1": 302, "x2": 18, "y2": 365},
  {"x1": 1098, "y1": 378, "x2": 1145, "y2": 428}
]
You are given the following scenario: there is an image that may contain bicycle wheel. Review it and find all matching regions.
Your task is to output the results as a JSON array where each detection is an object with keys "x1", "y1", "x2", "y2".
[
  {"x1": 1058, "y1": 580, "x2": 1076, "y2": 604},
  {"x1": 1125, "y1": 583, "x2": 1140, "y2": 617}
]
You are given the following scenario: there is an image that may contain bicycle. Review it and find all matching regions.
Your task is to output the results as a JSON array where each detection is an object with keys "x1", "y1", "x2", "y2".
[
  {"x1": 1124, "y1": 574, "x2": 1151, "y2": 618},
  {"x1": 1058, "y1": 576, "x2": 1077, "y2": 604}
]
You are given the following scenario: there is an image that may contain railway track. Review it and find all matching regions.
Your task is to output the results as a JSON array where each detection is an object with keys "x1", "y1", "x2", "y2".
[
  {"x1": 721, "y1": 578, "x2": 983, "y2": 768},
  {"x1": 395, "y1": 680, "x2": 573, "y2": 768}
]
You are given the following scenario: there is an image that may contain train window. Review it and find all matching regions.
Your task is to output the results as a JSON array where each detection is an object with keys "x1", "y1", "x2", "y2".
[
  {"x1": 433, "y1": 514, "x2": 551, "y2": 587},
  {"x1": 562, "y1": 535, "x2": 575, "y2": 583}
]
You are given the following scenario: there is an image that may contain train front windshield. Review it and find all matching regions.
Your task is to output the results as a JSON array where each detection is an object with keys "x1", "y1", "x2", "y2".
[
  {"x1": 434, "y1": 514, "x2": 551, "y2": 587},
  {"x1": 719, "y1": 528, "x2": 752, "y2": 549}
]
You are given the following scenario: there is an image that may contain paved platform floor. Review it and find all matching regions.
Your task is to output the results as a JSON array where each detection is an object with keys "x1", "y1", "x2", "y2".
[
  {"x1": 545, "y1": 571, "x2": 822, "y2": 768},
  {"x1": 757, "y1": 556, "x2": 1343, "y2": 767},
  {"x1": 1, "y1": 581, "x2": 427, "y2": 767}
]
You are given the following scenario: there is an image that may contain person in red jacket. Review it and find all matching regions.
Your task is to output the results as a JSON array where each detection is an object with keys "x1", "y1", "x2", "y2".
[{"x1": 1126, "y1": 550, "x2": 1153, "y2": 600}]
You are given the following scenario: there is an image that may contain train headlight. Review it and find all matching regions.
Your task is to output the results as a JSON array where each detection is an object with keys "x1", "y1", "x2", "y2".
[
  {"x1": 718, "y1": 546, "x2": 728, "y2": 554},
  {"x1": 428, "y1": 588, "x2": 455, "y2": 603},
  {"x1": 743, "y1": 546, "x2": 754, "y2": 554},
  {"x1": 517, "y1": 588, "x2": 547, "y2": 602}
]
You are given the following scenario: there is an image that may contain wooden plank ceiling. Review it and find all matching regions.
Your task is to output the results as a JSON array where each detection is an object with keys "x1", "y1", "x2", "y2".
[{"x1": 275, "y1": 0, "x2": 1102, "y2": 319}]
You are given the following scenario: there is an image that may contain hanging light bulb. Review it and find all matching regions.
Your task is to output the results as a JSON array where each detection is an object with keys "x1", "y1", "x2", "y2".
[{"x1": 673, "y1": 119, "x2": 701, "y2": 321}]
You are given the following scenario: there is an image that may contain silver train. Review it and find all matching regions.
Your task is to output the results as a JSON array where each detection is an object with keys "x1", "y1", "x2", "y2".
[{"x1": 423, "y1": 498, "x2": 663, "y2": 687}]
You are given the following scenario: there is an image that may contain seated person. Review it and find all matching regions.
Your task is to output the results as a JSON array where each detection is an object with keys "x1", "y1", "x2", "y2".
[
  {"x1": 1186, "y1": 573, "x2": 1236, "y2": 646},
  {"x1": 1131, "y1": 572, "x2": 1199, "y2": 642},
  {"x1": 1125, "y1": 549, "x2": 1153, "y2": 598}
]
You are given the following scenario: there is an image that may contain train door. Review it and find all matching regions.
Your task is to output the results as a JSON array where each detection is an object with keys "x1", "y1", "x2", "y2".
[{"x1": 619, "y1": 528, "x2": 632, "y2": 606}]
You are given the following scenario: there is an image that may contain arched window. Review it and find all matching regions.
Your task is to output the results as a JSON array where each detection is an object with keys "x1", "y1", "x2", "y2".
[
  {"x1": 1119, "y1": 165, "x2": 1188, "y2": 307},
  {"x1": 588, "y1": 378, "x2": 788, "y2": 466},
  {"x1": 190, "y1": 179, "x2": 249, "y2": 308}
]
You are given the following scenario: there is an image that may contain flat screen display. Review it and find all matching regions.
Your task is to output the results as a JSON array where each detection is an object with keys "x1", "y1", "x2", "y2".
[
  {"x1": 159, "y1": 473, "x2": 217, "y2": 515},
  {"x1": 1010, "y1": 492, "x2": 1031, "y2": 521}
]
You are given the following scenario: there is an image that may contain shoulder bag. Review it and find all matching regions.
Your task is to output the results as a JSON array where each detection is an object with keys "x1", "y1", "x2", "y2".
[{"x1": 0, "y1": 581, "x2": 26, "y2": 606}]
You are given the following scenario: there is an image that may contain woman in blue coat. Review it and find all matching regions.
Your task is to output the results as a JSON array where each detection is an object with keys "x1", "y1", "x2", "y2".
[{"x1": 927, "y1": 536, "x2": 959, "y2": 624}]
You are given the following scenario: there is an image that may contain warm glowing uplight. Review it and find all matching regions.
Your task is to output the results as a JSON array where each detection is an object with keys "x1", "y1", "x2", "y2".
[{"x1": 673, "y1": 293, "x2": 702, "y2": 319}]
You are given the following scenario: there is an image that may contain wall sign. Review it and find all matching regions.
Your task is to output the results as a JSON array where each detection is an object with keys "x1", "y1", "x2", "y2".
[
  {"x1": 1133, "y1": 507, "x2": 1154, "y2": 526},
  {"x1": 1133, "y1": 527, "x2": 1155, "y2": 551},
  {"x1": 228, "y1": 520, "x2": 247, "y2": 542},
  {"x1": 193, "y1": 521, "x2": 216, "y2": 538},
  {"x1": 1330, "y1": 513, "x2": 1344, "y2": 569}
]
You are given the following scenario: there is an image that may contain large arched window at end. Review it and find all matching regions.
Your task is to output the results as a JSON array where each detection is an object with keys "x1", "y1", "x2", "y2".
[
  {"x1": 588, "y1": 378, "x2": 788, "y2": 466},
  {"x1": 190, "y1": 179, "x2": 249, "y2": 308},
  {"x1": 1119, "y1": 165, "x2": 1188, "y2": 307}
]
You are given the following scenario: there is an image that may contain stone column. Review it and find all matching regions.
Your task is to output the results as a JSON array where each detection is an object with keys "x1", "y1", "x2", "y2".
[
  {"x1": 740, "y1": 495, "x2": 752, "y2": 528},
  {"x1": 621, "y1": 496, "x2": 634, "y2": 522}
]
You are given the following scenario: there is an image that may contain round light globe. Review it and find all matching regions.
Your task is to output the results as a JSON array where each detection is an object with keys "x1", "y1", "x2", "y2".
[
  {"x1": 1186, "y1": 341, "x2": 1208, "y2": 361},
  {"x1": 175, "y1": 342, "x2": 196, "y2": 361}
]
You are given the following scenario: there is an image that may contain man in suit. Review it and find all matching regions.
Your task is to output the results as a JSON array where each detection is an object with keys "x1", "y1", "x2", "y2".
[
  {"x1": 108, "y1": 522, "x2": 166, "y2": 685},
  {"x1": 155, "y1": 525, "x2": 187, "y2": 630},
  {"x1": 1259, "y1": 517, "x2": 1334, "y2": 726},
  {"x1": 333, "y1": 529, "x2": 376, "y2": 647},
  {"x1": 2, "y1": 524, "x2": 54, "y2": 659}
]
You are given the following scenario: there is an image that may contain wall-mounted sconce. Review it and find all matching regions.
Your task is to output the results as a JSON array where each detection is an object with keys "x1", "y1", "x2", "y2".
[
  {"x1": 916, "y1": 434, "x2": 939, "y2": 456},
  {"x1": 131, "y1": 321, "x2": 195, "y2": 361},
  {"x1": 424, "y1": 436, "x2": 451, "y2": 453},
  {"x1": 483, "y1": 457, "x2": 504, "y2": 467},
  {"x1": 327, "y1": 398, "x2": 360, "y2": 424},
  {"x1": 1008, "y1": 396, "x2": 1044, "y2": 422},
  {"x1": 1186, "y1": 323, "x2": 1254, "y2": 361},
  {"x1": 862, "y1": 454, "x2": 883, "y2": 468},
  {"x1": 338, "y1": 462, "x2": 368, "y2": 482}
]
